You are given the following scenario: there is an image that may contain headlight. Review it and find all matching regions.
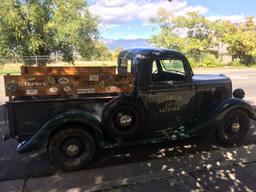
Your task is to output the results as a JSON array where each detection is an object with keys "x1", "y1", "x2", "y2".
[{"x1": 233, "y1": 88, "x2": 245, "y2": 99}]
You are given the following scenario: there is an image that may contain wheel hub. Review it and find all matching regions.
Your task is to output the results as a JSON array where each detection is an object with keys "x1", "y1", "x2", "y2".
[
  {"x1": 119, "y1": 114, "x2": 133, "y2": 127},
  {"x1": 231, "y1": 123, "x2": 241, "y2": 133},
  {"x1": 66, "y1": 144, "x2": 80, "y2": 157}
]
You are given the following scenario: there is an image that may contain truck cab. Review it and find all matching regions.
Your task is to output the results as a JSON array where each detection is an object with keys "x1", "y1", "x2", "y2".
[{"x1": 117, "y1": 48, "x2": 234, "y2": 134}]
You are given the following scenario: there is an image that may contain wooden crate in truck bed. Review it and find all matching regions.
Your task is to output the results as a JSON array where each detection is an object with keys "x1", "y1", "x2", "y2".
[{"x1": 4, "y1": 66, "x2": 134, "y2": 99}]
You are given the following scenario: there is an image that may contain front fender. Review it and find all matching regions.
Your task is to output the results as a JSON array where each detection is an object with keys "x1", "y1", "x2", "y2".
[
  {"x1": 191, "y1": 98, "x2": 256, "y2": 134},
  {"x1": 211, "y1": 98, "x2": 256, "y2": 121},
  {"x1": 17, "y1": 110, "x2": 104, "y2": 153}
]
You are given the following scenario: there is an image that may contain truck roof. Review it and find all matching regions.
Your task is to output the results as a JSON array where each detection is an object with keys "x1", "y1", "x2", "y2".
[{"x1": 118, "y1": 48, "x2": 186, "y2": 60}]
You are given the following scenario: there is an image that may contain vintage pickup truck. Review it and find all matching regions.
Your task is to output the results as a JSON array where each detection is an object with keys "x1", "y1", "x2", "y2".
[{"x1": 3, "y1": 48, "x2": 256, "y2": 171}]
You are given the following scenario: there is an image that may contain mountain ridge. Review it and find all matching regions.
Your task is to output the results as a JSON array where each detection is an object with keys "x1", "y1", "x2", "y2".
[{"x1": 104, "y1": 39, "x2": 152, "y2": 51}]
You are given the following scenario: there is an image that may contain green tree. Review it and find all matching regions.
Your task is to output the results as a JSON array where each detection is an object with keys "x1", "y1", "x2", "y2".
[
  {"x1": 112, "y1": 47, "x2": 123, "y2": 60},
  {"x1": 0, "y1": 0, "x2": 99, "y2": 63},
  {"x1": 217, "y1": 17, "x2": 256, "y2": 65},
  {"x1": 150, "y1": 8, "x2": 185, "y2": 51},
  {"x1": 150, "y1": 11, "x2": 217, "y2": 62},
  {"x1": 151, "y1": 9, "x2": 256, "y2": 66},
  {"x1": 91, "y1": 42, "x2": 112, "y2": 60}
]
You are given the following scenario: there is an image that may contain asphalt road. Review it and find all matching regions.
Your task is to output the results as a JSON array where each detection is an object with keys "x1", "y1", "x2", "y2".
[{"x1": 0, "y1": 68, "x2": 256, "y2": 182}]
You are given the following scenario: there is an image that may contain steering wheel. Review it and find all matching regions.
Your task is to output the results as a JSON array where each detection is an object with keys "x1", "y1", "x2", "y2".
[{"x1": 152, "y1": 69, "x2": 162, "y2": 81}]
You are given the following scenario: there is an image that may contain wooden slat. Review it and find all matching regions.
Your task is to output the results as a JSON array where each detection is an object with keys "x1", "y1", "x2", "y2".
[
  {"x1": 21, "y1": 66, "x2": 116, "y2": 75},
  {"x1": 4, "y1": 74, "x2": 134, "y2": 97}
]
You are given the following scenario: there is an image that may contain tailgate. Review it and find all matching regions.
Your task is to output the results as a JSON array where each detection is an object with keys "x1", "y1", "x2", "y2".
[{"x1": 1, "y1": 103, "x2": 10, "y2": 140}]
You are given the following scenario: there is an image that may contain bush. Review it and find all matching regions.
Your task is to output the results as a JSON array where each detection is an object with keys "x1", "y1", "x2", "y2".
[
  {"x1": 188, "y1": 53, "x2": 225, "y2": 68},
  {"x1": 230, "y1": 59, "x2": 243, "y2": 67}
]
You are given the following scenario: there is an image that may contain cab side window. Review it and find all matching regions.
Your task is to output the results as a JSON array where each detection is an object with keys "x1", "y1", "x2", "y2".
[
  {"x1": 118, "y1": 58, "x2": 132, "y2": 74},
  {"x1": 152, "y1": 59, "x2": 186, "y2": 82},
  {"x1": 161, "y1": 59, "x2": 185, "y2": 74}
]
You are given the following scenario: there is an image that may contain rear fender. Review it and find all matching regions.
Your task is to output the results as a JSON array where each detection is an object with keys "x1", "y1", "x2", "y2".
[{"x1": 17, "y1": 110, "x2": 104, "y2": 153}]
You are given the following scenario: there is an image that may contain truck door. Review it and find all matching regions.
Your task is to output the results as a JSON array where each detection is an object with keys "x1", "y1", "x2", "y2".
[{"x1": 145, "y1": 58, "x2": 197, "y2": 132}]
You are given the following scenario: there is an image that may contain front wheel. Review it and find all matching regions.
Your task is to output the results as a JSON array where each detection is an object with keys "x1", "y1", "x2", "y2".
[
  {"x1": 47, "y1": 126, "x2": 96, "y2": 171},
  {"x1": 216, "y1": 109, "x2": 250, "y2": 145}
]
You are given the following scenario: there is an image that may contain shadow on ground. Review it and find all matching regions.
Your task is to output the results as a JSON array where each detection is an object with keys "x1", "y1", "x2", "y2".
[
  {"x1": 0, "y1": 119, "x2": 256, "y2": 183},
  {"x1": 21, "y1": 141, "x2": 256, "y2": 192}
]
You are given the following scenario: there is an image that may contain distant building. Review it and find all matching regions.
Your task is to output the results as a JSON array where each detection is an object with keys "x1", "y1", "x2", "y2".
[{"x1": 217, "y1": 43, "x2": 232, "y2": 63}]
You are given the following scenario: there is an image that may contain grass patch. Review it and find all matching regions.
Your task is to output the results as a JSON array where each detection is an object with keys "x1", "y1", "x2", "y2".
[
  {"x1": 0, "y1": 64, "x2": 22, "y2": 75},
  {"x1": 73, "y1": 60, "x2": 116, "y2": 66},
  {"x1": 0, "y1": 60, "x2": 117, "y2": 75}
]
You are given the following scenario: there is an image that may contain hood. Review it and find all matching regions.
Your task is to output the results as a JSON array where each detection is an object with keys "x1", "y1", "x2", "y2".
[{"x1": 192, "y1": 74, "x2": 231, "y2": 86}]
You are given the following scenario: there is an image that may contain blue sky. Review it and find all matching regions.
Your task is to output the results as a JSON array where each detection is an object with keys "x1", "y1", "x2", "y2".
[{"x1": 88, "y1": 0, "x2": 256, "y2": 40}]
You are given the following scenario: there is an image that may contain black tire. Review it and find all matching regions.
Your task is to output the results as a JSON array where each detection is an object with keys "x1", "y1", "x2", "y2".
[
  {"x1": 47, "y1": 126, "x2": 96, "y2": 171},
  {"x1": 101, "y1": 96, "x2": 146, "y2": 141},
  {"x1": 216, "y1": 109, "x2": 250, "y2": 145}
]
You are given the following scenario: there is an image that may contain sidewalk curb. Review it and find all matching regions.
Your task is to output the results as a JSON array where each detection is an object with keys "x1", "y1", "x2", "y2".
[{"x1": 1, "y1": 144, "x2": 254, "y2": 192}]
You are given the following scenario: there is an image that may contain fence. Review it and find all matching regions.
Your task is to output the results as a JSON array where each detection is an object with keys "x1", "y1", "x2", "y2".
[
  {"x1": 0, "y1": 55, "x2": 117, "y2": 69},
  {"x1": 0, "y1": 55, "x2": 59, "y2": 66}
]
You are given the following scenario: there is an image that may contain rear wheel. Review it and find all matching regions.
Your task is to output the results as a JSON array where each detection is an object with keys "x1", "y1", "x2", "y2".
[
  {"x1": 216, "y1": 109, "x2": 250, "y2": 145},
  {"x1": 47, "y1": 126, "x2": 96, "y2": 171}
]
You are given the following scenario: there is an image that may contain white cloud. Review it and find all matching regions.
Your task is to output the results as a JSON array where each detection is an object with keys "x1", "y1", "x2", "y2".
[
  {"x1": 99, "y1": 23, "x2": 119, "y2": 30},
  {"x1": 89, "y1": 0, "x2": 208, "y2": 26},
  {"x1": 207, "y1": 15, "x2": 246, "y2": 23},
  {"x1": 98, "y1": 0, "x2": 128, "y2": 8}
]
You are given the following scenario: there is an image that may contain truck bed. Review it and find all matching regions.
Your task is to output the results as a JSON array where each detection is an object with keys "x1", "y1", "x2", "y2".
[
  {"x1": 4, "y1": 66, "x2": 134, "y2": 99},
  {"x1": 7, "y1": 96, "x2": 114, "y2": 141}
]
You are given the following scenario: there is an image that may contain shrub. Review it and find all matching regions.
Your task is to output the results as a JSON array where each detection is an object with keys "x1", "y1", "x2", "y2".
[{"x1": 188, "y1": 53, "x2": 225, "y2": 68}]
